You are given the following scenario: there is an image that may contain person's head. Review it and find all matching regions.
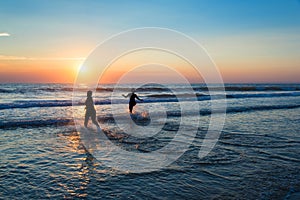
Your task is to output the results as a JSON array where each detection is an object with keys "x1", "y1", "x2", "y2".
[
  {"x1": 87, "y1": 90, "x2": 92, "y2": 97},
  {"x1": 131, "y1": 88, "x2": 135, "y2": 93}
]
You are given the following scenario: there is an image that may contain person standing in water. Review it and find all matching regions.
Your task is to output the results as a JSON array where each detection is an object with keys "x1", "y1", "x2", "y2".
[
  {"x1": 84, "y1": 90, "x2": 100, "y2": 128},
  {"x1": 123, "y1": 89, "x2": 143, "y2": 113}
]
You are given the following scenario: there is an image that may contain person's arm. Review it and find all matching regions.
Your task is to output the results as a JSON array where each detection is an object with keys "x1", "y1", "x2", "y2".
[
  {"x1": 135, "y1": 94, "x2": 143, "y2": 101},
  {"x1": 123, "y1": 93, "x2": 130, "y2": 98}
]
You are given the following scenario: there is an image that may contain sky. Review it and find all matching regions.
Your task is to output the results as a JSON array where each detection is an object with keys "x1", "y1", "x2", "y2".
[{"x1": 0, "y1": 0, "x2": 299, "y2": 83}]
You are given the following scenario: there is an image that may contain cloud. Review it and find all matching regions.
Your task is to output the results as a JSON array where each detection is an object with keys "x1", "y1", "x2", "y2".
[
  {"x1": 0, "y1": 32, "x2": 10, "y2": 37},
  {"x1": 0, "y1": 55, "x2": 85, "y2": 61}
]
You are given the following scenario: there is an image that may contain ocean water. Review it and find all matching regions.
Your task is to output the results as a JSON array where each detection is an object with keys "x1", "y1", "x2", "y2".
[{"x1": 0, "y1": 83, "x2": 300, "y2": 199}]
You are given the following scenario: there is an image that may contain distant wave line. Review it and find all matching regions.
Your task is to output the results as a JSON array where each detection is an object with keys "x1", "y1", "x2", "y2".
[
  {"x1": 1, "y1": 85, "x2": 300, "y2": 94},
  {"x1": 1, "y1": 92, "x2": 300, "y2": 110}
]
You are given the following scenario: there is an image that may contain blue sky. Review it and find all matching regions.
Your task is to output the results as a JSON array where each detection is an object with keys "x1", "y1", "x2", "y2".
[
  {"x1": 1, "y1": 0, "x2": 299, "y2": 54},
  {"x1": 0, "y1": 0, "x2": 299, "y2": 82}
]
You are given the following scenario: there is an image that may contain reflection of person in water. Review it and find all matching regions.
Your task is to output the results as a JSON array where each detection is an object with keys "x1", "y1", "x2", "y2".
[
  {"x1": 84, "y1": 90, "x2": 100, "y2": 128},
  {"x1": 122, "y1": 89, "x2": 143, "y2": 113}
]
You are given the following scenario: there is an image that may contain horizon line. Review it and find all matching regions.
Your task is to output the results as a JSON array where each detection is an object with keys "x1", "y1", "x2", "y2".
[{"x1": 0, "y1": 81, "x2": 300, "y2": 85}]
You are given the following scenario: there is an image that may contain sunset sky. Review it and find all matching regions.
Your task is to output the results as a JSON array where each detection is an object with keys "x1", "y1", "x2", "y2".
[{"x1": 0, "y1": 0, "x2": 299, "y2": 83}]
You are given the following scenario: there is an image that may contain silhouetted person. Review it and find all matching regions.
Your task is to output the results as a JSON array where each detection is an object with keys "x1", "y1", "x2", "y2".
[
  {"x1": 84, "y1": 90, "x2": 100, "y2": 128},
  {"x1": 123, "y1": 89, "x2": 143, "y2": 113}
]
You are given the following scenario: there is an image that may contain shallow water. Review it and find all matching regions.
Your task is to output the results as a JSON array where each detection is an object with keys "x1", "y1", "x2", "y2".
[{"x1": 0, "y1": 83, "x2": 300, "y2": 199}]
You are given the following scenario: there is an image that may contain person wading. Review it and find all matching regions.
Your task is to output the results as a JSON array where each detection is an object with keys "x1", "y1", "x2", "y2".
[
  {"x1": 122, "y1": 89, "x2": 143, "y2": 113},
  {"x1": 84, "y1": 90, "x2": 100, "y2": 128}
]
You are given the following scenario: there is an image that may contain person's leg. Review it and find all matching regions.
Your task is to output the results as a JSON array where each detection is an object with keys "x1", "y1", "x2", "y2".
[
  {"x1": 129, "y1": 102, "x2": 136, "y2": 113},
  {"x1": 84, "y1": 113, "x2": 89, "y2": 127},
  {"x1": 91, "y1": 111, "x2": 99, "y2": 127}
]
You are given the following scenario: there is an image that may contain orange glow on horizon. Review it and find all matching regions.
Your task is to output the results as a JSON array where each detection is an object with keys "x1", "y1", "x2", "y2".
[
  {"x1": 97, "y1": 49, "x2": 204, "y2": 84},
  {"x1": 0, "y1": 59, "x2": 82, "y2": 83},
  {"x1": 1, "y1": 49, "x2": 299, "y2": 84}
]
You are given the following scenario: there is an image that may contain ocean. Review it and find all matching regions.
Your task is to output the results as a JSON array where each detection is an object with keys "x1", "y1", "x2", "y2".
[{"x1": 0, "y1": 83, "x2": 300, "y2": 199}]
